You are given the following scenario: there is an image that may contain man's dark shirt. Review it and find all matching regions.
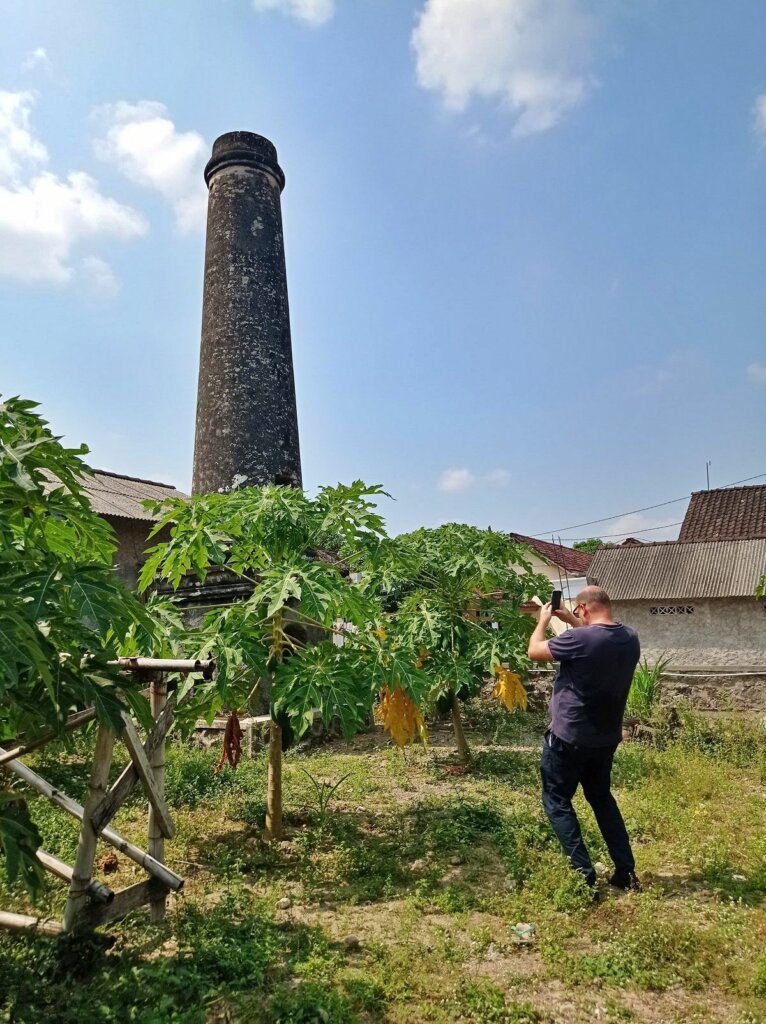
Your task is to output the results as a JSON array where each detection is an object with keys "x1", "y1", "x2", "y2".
[{"x1": 547, "y1": 623, "x2": 640, "y2": 748}]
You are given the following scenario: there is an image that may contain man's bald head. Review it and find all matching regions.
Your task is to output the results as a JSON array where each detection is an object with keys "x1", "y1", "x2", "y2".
[{"x1": 575, "y1": 586, "x2": 612, "y2": 613}]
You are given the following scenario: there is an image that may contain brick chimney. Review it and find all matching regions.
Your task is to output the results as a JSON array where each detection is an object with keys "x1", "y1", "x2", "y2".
[{"x1": 192, "y1": 132, "x2": 302, "y2": 495}]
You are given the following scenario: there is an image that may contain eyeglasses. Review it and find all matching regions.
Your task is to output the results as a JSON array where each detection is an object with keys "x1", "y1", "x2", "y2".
[{"x1": 573, "y1": 603, "x2": 586, "y2": 616}]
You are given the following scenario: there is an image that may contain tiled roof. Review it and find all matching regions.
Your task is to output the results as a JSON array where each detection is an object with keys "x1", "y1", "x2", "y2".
[
  {"x1": 589, "y1": 538, "x2": 766, "y2": 600},
  {"x1": 679, "y1": 485, "x2": 766, "y2": 542},
  {"x1": 44, "y1": 469, "x2": 188, "y2": 521},
  {"x1": 509, "y1": 533, "x2": 593, "y2": 575}
]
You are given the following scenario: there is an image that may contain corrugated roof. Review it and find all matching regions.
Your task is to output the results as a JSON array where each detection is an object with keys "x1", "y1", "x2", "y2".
[
  {"x1": 589, "y1": 538, "x2": 766, "y2": 600},
  {"x1": 679, "y1": 484, "x2": 766, "y2": 542},
  {"x1": 509, "y1": 533, "x2": 593, "y2": 575},
  {"x1": 44, "y1": 469, "x2": 188, "y2": 521}
]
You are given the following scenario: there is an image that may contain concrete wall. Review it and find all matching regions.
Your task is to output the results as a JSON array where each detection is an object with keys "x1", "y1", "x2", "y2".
[{"x1": 613, "y1": 597, "x2": 766, "y2": 671}]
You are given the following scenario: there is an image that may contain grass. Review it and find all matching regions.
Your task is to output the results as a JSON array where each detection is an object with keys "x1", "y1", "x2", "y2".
[
  {"x1": 1, "y1": 703, "x2": 766, "y2": 1023},
  {"x1": 625, "y1": 656, "x2": 670, "y2": 720}
]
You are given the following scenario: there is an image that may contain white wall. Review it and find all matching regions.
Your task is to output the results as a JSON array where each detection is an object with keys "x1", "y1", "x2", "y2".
[{"x1": 613, "y1": 598, "x2": 766, "y2": 670}]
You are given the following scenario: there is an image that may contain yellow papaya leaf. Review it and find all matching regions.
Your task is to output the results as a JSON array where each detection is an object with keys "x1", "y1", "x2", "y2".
[
  {"x1": 376, "y1": 684, "x2": 428, "y2": 748},
  {"x1": 415, "y1": 647, "x2": 429, "y2": 669},
  {"x1": 374, "y1": 627, "x2": 388, "y2": 641},
  {"x1": 492, "y1": 666, "x2": 528, "y2": 713}
]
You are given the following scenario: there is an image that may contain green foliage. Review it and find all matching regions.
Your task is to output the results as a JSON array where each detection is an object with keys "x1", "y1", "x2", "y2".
[
  {"x1": 140, "y1": 482, "x2": 431, "y2": 741},
  {"x1": 455, "y1": 981, "x2": 542, "y2": 1023},
  {"x1": 572, "y1": 537, "x2": 604, "y2": 554},
  {"x1": 0, "y1": 397, "x2": 163, "y2": 892},
  {"x1": 625, "y1": 655, "x2": 670, "y2": 720},
  {"x1": 363, "y1": 524, "x2": 548, "y2": 708}
]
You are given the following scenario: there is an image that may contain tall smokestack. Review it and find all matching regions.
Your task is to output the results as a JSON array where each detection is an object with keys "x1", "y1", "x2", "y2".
[{"x1": 192, "y1": 131, "x2": 302, "y2": 495}]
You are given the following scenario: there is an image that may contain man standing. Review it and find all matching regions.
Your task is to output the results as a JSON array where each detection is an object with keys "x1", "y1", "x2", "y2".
[{"x1": 527, "y1": 586, "x2": 641, "y2": 891}]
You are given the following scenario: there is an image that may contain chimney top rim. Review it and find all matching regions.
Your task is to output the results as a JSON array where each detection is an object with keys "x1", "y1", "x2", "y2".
[{"x1": 205, "y1": 131, "x2": 285, "y2": 190}]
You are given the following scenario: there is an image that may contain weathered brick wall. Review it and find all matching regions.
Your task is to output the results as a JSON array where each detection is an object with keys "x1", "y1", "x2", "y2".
[
  {"x1": 613, "y1": 598, "x2": 766, "y2": 670},
  {"x1": 108, "y1": 517, "x2": 172, "y2": 590}
]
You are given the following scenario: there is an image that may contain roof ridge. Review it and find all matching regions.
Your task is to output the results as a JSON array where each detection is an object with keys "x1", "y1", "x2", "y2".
[
  {"x1": 689, "y1": 483, "x2": 766, "y2": 496},
  {"x1": 90, "y1": 468, "x2": 181, "y2": 490}
]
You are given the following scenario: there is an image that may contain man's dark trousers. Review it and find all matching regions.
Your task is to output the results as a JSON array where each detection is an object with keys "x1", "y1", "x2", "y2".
[{"x1": 540, "y1": 731, "x2": 635, "y2": 885}]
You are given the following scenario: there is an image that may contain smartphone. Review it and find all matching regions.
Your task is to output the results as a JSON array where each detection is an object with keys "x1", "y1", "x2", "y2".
[{"x1": 551, "y1": 590, "x2": 562, "y2": 611}]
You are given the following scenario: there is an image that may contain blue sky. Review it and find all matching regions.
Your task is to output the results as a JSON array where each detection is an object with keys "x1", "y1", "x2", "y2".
[{"x1": 1, "y1": 0, "x2": 764, "y2": 541}]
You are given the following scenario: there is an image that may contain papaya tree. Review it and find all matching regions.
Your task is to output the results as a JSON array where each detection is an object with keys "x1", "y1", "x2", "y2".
[
  {"x1": 139, "y1": 483, "x2": 430, "y2": 840},
  {"x1": 0, "y1": 397, "x2": 156, "y2": 893},
  {"x1": 363, "y1": 524, "x2": 548, "y2": 762}
]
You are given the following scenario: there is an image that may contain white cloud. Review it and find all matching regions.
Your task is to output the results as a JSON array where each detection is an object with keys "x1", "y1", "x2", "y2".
[
  {"x1": 747, "y1": 362, "x2": 766, "y2": 386},
  {"x1": 752, "y1": 94, "x2": 766, "y2": 145},
  {"x1": 93, "y1": 101, "x2": 207, "y2": 233},
  {"x1": 252, "y1": 0, "x2": 335, "y2": 26},
  {"x1": 487, "y1": 468, "x2": 511, "y2": 486},
  {"x1": 0, "y1": 91, "x2": 48, "y2": 180},
  {"x1": 412, "y1": 0, "x2": 598, "y2": 136},
  {"x1": 0, "y1": 171, "x2": 146, "y2": 284},
  {"x1": 438, "y1": 467, "x2": 476, "y2": 493},
  {"x1": 22, "y1": 48, "x2": 52, "y2": 74},
  {"x1": 80, "y1": 255, "x2": 120, "y2": 297},
  {"x1": 0, "y1": 91, "x2": 147, "y2": 285}
]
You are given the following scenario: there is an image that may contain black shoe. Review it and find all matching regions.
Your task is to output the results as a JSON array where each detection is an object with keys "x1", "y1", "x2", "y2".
[{"x1": 609, "y1": 869, "x2": 641, "y2": 892}]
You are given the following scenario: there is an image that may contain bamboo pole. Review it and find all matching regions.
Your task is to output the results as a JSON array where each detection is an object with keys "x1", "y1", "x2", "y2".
[
  {"x1": 63, "y1": 725, "x2": 116, "y2": 932},
  {"x1": 113, "y1": 657, "x2": 215, "y2": 678},
  {"x1": 0, "y1": 912, "x2": 64, "y2": 937},
  {"x1": 0, "y1": 747, "x2": 184, "y2": 891},
  {"x1": 0, "y1": 707, "x2": 97, "y2": 767},
  {"x1": 120, "y1": 712, "x2": 174, "y2": 839},
  {"x1": 91, "y1": 700, "x2": 175, "y2": 834},
  {"x1": 36, "y1": 850, "x2": 113, "y2": 904},
  {"x1": 148, "y1": 676, "x2": 168, "y2": 922}
]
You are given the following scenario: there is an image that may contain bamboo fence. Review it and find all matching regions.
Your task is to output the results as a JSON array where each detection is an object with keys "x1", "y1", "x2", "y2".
[{"x1": 0, "y1": 657, "x2": 214, "y2": 936}]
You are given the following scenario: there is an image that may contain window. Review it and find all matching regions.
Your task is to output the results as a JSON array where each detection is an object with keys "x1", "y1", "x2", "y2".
[{"x1": 649, "y1": 605, "x2": 694, "y2": 615}]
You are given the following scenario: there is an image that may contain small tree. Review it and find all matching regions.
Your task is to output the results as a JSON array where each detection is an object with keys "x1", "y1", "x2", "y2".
[
  {"x1": 140, "y1": 483, "x2": 429, "y2": 840},
  {"x1": 573, "y1": 538, "x2": 604, "y2": 554},
  {"x1": 364, "y1": 524, "x2": 548, "y2": 762},
  {"x1": 0, "y1": 397, "x2": 155, "y2": 892}
]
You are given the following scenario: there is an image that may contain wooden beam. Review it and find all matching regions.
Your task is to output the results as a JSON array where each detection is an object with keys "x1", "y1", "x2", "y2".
[
  {"x1": 0, "y1": 707, "x2": 98, "y2": 767},
  {"x1": 80, "y1": 879, "x2": 169, "y2": 929},
  {"x1": 36, "y1": 850, "x2": 113, "y2": 904},
  {"x1": 0, "y1": 912, "x2": 64, "y2": 937},
  {"x1": 119, "y1": 713, "x2": 175, "y2": 840},
  {"x1": 90, "y1": 701, "x2": 175, "y2": 834},
  {"x1": 64, "y1": 725, "x2": 116, "y2": 932},
  {"x1": 0, "y1": 747, "x2": 183, "y2": 892}
]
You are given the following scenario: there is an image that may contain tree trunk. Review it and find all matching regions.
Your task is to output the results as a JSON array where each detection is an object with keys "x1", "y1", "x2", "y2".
[
  {"x1": 450, "y1": 690, "x2": 471, "y2": 763},
  {"x1": 265, "y1": 720, "x2": 283, "y2": 841}
]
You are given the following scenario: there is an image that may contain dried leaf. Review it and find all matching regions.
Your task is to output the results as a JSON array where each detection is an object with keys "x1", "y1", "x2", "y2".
[
  {"x1": 376, "y1": 684, "x2": 427, "y2": 748},
  {"x1": 492, "y1": 666, "x2": 527, "y2": 713}
]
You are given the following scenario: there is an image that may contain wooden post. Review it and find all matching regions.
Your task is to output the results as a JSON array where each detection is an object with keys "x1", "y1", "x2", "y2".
[
  {"x1": 148, "y1": 674, "x2": 168, "y2": 922},
  {"x1": 63, "y1": 724, "x2": 115, "y2": 932}
]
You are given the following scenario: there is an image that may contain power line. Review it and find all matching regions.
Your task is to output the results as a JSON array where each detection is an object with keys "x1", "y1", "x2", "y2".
[
  {"x1": 533, "y1": 471, "x2": 766, "y2": 538},
  {"x1": 561, "y1": 522, "x2": 684, "y2": 542}
]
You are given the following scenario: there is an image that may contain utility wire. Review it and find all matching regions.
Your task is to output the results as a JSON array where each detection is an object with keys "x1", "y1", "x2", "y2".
[
  {"x1": 533, "y1": 471, "x2": 766, "y2": 538},
  {"x1": 561, "y1": 521, "x2": 684, "y2": 542}
]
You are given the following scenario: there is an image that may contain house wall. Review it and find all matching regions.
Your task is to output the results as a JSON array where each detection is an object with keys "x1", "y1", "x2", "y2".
[
  {"x1": 107, "y1": 516, "x2": 171, "y2": 589},
  {"x1": 613, "y1": 597, "x2": 766, "y2": 670}
]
